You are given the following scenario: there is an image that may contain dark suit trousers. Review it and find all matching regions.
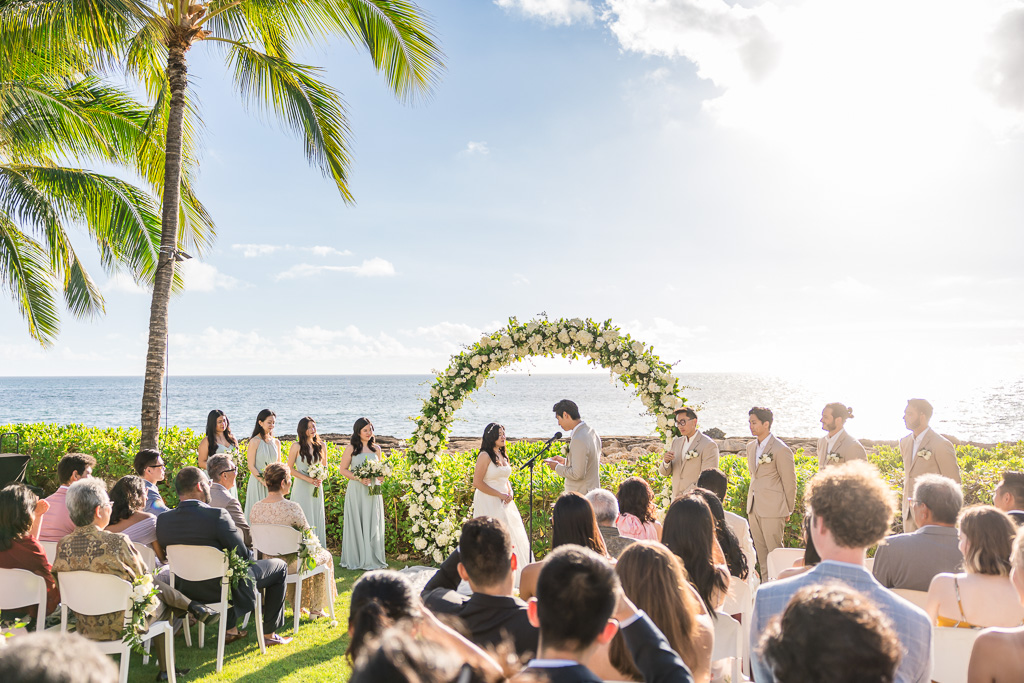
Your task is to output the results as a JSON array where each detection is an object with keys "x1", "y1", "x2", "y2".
[{"x1": 229, "y1": 558, "x2": 287, "y2": 633}]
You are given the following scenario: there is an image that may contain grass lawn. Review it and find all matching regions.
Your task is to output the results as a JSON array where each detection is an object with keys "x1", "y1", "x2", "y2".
[{"x1": 122, "y1": 558, "x2": 403, "y2": 683}]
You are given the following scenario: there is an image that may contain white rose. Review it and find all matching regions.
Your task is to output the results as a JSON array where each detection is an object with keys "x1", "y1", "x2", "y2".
[
  {"x1": 412, "y1": 481, "x2": 423, "y2": 493},
  {"x1": 413, "y1": 441, "x2": 427, "y2": 454},
  {"x1": 452, "y1": 400, "x2": 463, "y2": 410},
  {"x1": 446, "y1": 367, "x2": 457, "y2": 376},
  {"x1": 414, "y1": 538, "x2": 428, "y2": 551},
  {"x1": 476, "y1": 375, "x2": 485, "y2": 387},
  {"x1": 431, "y1": 496, "x2": 443, "y2": 509},
  {"x1": 648, "y1": 381, "x2": 659, "y2": 393},
  {"x1": 672, "y1": 396, "x2": 683, "y2": 409},
  {"x1": 635, "y1": 361, "x2": 649, "y2": 374},
  {"x1": 432, "y1": 550, "x2": 443, "y2": 564},
  {"x1": 500, "y1": 335, "x2": 513, "y2": 349},
  {"x1": 470, "y1": 355, "x2": 481, "y2": 368},
  {"x1": 430, "y1": 387, "x2": 439, "y2": 398},
  {"x1": 225, "y1": 568, "x2": 234, "y2": 577},
  {"x1": 409, "y1": 503, "x2": 420, "y2": 516},
  {"x1": 570, "y1": 318, "x2": 583, "y2": 328},
  {"x1": 436, "y1": 533, "x2": 450, "y2": 546},
  {"x1": 429, "y1": 485, "x2": 436, "y2": 492},
  {"x1": 577, "y1": 330, "x2": 594, "y2": 344},
  {"x1": 527, "y1": 321, "x2": 539, "y2": 333},
  {"x1": 557, "y1": 330, "x2": 570, "y2": 344},
  {"x1": 480, "y1": 335, "x2": 492, "y2": 347},
  {"x1": 661, "y1": 395, "x2": 674, "y2": 408}
]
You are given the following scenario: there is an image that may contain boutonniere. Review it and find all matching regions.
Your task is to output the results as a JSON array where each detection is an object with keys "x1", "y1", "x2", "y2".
[
  {"x1": 917, "y1": 449, "x2": 933, "y2": 461},
  {"x1": 684, "y1": 449, "x2": 700, "y2": 460},
  {"x1": 827, "y1": 452, "x2": 841, "y2": 464},
  {"x1": 757, "y1": 452, "x2": 773, "y2": 465}
]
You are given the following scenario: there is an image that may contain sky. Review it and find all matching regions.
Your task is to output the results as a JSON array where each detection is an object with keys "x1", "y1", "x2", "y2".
[{"x1": 3, "y1": 0, "x2": 1024, "y2": 388}]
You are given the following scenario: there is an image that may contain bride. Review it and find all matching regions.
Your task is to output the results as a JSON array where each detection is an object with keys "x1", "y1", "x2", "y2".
[{"x1": 471, "y1": 422, "x2": 533, "y2": 586}]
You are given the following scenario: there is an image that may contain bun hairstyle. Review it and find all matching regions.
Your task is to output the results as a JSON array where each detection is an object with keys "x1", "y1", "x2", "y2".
[
  {"x1": 826, "y1": 403, "x2": 854, "y2": 421},
  {"x1": 263, "y1": 462, "x2": 290, "y2": 491},
  {"x1": 347, "y1": 571, "x2": 420, "y2": 661}
]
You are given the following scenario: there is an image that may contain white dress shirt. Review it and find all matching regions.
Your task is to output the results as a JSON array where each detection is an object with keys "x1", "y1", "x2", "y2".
[
  {"x1": 912, "y1": 427, "x2": 932, "y2": 460},
  {"x1": 825, "y1": 428, "x2": 845, "y2": 455}
]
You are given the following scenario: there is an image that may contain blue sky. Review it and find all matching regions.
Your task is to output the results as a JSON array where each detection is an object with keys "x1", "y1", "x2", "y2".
[{"x1": 3, "y1": 0, "x2": 1024, "y2": 388}]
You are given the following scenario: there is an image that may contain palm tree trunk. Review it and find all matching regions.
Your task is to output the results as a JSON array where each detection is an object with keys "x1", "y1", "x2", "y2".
[{"x1": 140, "y1": 45, "x2": 188, "y2": 450}]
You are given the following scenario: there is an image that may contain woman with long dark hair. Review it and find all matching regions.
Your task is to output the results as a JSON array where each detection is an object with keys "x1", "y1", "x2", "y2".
[
  {"x1": 339, "y1": 417, "x2": 387, "y2": 570},
  {"x1": 662, "y1": 494, "x2": 731, "y2": 614},
  {"x1": 0, "y1": 484, "x2": 59, "y2": 619},
  {"x1": 692, "y1": 487, "x2": 748, "y2": 580},
  {"x1": 616, "y1": 476, "x2": 662, "y2": 541},
  {"x1": 518, "y1": 491, "x2": 609, "y2": 601},
  {"x1": 105, "y1": 475, "x2": 163, "y2": 562},
  {"x1": 244, "y1": 408, "x2": 280, "y2": 520},
  {"x1": 469, "y1": 423, "x2": 532, "y2": 586},
  {"x1": 198, "y1": 409, "x2": 239, "y2": 498},
  {"x1": 286, "y1": 416, "x2": 328, "y2": 547}
]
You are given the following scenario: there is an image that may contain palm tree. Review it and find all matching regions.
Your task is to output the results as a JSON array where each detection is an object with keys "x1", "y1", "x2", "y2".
[
  {"x1": 3, "y1": 0, "x2": 443, "y2": 448},
  {"x1": 0, "y1": 19, "x2": 214, "y2": 346}
]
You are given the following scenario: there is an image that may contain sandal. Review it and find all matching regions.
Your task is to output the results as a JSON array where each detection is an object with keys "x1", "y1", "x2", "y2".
[{"x1": 224, "y1": 630, "x2": 248, "y2": 644}]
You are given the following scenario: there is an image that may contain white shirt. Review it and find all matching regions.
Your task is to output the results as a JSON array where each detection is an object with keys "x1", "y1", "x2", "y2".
[
  {"x1": 825, "y1": 428, "x2": 845, "y2": 455},
  {"x1": 912, "y1": 427, "x2": 931, "y2": 459},
  {"x1": 754, "y1": 433, "x2": 772, "y2": 470},
  {"x1": 679, "y1": 432, "x2": 697, "y2": 456}
]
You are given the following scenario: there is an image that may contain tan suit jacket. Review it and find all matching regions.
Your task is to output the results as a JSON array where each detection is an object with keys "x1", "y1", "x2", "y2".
[
  {"x1": 816, "y1": 429, "x2": 868, "y2": 470},
  {"x1": 746, "y1": 435, "x2": 797, "y2": 518},
  {"x1": 900, "y1": 428, "x2": 960, "y2": 524},
  {"x1": 658, "y1": 432, "x2": 720, "y2": 501},
  {"x1": 556, "y1": 421, "x2": 602, "y2": 494},
  {"x1": 210, "y1": 482, "x2": 252, "y2": 549}
]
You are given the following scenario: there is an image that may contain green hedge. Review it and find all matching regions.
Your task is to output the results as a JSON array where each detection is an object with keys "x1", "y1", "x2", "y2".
[{"x1": 5, "y1": 423, "x2": 1022, "y2": 561}]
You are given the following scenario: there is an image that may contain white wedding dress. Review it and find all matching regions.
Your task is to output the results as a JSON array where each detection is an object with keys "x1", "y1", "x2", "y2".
[{"x1": 471, "y1": 459, "x2": 533, "y2": 587}]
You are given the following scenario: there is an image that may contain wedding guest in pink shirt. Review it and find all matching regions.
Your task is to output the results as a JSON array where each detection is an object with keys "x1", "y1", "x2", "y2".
[
  {"x1": 615, "y1": 477, "x2": 662, "y2": 541},
  {"x1": 37, "y1": 453, "x2": 95, "y2": 542}
]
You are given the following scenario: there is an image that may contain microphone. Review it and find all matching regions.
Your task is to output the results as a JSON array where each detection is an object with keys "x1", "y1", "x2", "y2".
[
  {"x1": 546, "y1": 431, "x2": 563, "y2": 445},
  {"x1": 519, "y1": 432, "x2": 563, "y2": 471}
]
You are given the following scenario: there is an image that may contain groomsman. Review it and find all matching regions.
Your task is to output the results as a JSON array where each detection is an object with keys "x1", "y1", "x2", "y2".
[
  {"x1": 816, "y1": 402, "x2": 867, "y2": 470},
  {"x1": 659, "y1": 407, "x2": 719, "y2": 501},
  {"x1": 545, "y1": 399, "x2": 601, "y2": 494},
  {"x1": 900, "y1": 398, "x2": 960, "y2": 532},
  {"x1": 745, "y1": 407, "x2": 796, "y2": 573}
]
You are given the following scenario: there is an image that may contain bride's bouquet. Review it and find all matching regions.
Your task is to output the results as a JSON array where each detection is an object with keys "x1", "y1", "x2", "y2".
[
  {"x1": 307, "y1": 462, "x2": 330, "y2": 498},
  {"x1": 351, "y1": 458, "x2": 391, "y2": 495}
]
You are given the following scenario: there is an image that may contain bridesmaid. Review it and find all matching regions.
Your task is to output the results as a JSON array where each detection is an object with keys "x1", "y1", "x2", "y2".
[
  {"x1": 198, "y1": 409, "x2": 239, "y2": 499},
  {"x1": 286, "y1": 416, "x2": 328, "y2": 548},
  {"x1": 244, "y1": 408, "x2": 280, "y2": 520},
  {"x1": 339, "y1": 417, "x2": 387, "y2": 570}
]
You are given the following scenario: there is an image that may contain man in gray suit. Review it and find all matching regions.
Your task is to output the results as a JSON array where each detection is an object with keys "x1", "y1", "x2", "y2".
[
  {"x1": 585, "y1": 488, "x2": 635, "y2": 558},
  {"x1": 545, "y1": 399, "x2": 601, "y2": 494},
  {"x1": 872, "y1": 474, "x2": 963, "y2": 591},
  {"x1": 207, "y1": 454, "x2": 252, "y2": 549},
  {"x1": 659, "y1": 407, "x2": 719, "y2": 501}
]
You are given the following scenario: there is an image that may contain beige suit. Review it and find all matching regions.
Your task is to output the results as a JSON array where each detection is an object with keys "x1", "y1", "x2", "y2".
[
  {"x1": 900, "y1": 429, "x2": 960, "y2": 532},
  {"x1": 746, "y1": 434, "x2": 796, "y2": 573},
  {"x1": 816, "y1": 429, "x2": 868, "y2": 470},
  {"x1": 658, "y1": 432, "x2": 720, "y2": 501},
  {"x1": 555, "y1": 421, "x2": 602, "y2": 494},
  {"x1": 210, "y1": 482, "x2": 252, "y2": 549}
]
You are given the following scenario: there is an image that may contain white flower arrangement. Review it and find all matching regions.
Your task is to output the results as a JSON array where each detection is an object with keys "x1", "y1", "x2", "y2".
[
  {"x1": 352, "y1": 458, "x2": 390, "y2": 495},
  {"x1": 684, "y1": 449, "x2": 700, "y2": 461},
  {"x1": 307, "y1": 462, "x2": 330, "y2": 498},
  {"x1": 827, "y1": 452, "x2": 842, "y2": 464},
  {"x1": 757, "y1": 452, "x2": 774, "y2": 465},
  {"x1": 224, "y1": 547, "x2": 255, "y2": 592},
  {"x1": 402, "y1": 315, "x2": 687, "y2": 564},
  {"x1": 917, "y1": 449, "x2": 933, "y2": 461},
  {"x1": 123, "y1": 572, "x2": 160, "y2": 655},
  {"x1": 297, "y1": 527, "x2": 322, "y2": 573}
]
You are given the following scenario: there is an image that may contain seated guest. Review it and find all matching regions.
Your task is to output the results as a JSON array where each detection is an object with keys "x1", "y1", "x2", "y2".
[
  {"x1": 590, "y1": 541, "x2": 714, "y2": 683},
  {"x1": 350, "y1": 628, "x2": 498, "y2": 683},
  {"x1": 662, "y1": 494, "x2": 730, "y2": 614},
  {"x1": 697, "y1": 467, "x2": 759, "y2": 586},
  {"x1": 422, "y1": 517, "x2": 537, "y2": 658},
  {"x1": 105, "y1": 475, "x2": 164, "y2": 562},
  {"x1": 156, "y1": 467, "x2": 292, "y2": 647},
  {"x1": 348, "y1": 570, "x2": 503, "y2": 679},
  {"x1": 967, "y1": 526, "x2": 1024, "y2": 682},
  {"x1": 250, "y1": 463, "x2": 335, "y2": 619},
  {"x1": 776, "y1": 515, "x2": 821, "y2": 581},
  {"x1": 927, "y1": 505, "x2": 1024, "y2": 628},
  {"x1": 692, "y1": 487, "x2": 749, "y2": 583},
  {"x1": 134, "y1": 449, "x2": 170, "y2": 516},
  {"x1": 615, "y1": 477, "x2": 662, "y2": 541},
  {"x1": 38, "y1": 452, "x2": 95, "y2": 542},
  {"x1": 518, "y1": 492, "x2": 608, "y2": 601},
  {"x1": 749, "y1": 461, "x2": 932, "y2": 683},
  {"x1": 873, "y1": 474, "x2": 963, "y2": 591},
  {"x1": 759, "y1": 584, "x2": 902, "y2": 683},
  {"x1": 0, "y1": 484, "x2": 59, "y2": 618},
  {"x1": 51, "y1": 479, "x2": 189, "y2": 681},
  {"x1": 207, "y1": 453, "x2": 251, "y2": 548},
  {"x1": 517, "y1": 545, "x2": 694, "y2": 682},
  {"x1": 585, "y1": 488, "x2": 635, "y2": 558},
  {"x1": 992, "y1": 470, "x2": 1024, "y2": 526},
  {"x1": 0, "y1": 631, "x2": 118, "y2": 683}
]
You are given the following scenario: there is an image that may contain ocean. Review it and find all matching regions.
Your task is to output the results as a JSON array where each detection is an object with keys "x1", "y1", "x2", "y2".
[{"x1": 2, "y1": 373, "x2": 1022, "y2": 443}]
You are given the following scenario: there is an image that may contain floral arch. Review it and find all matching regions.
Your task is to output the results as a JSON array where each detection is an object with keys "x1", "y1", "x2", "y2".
[{"x1": 404, "y1": 316, "x2": 687, "y2": 562}]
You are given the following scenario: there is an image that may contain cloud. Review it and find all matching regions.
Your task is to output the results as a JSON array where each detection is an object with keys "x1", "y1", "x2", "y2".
[
  {"x1": 102, "y1": 272, "x2": 148, "y2": 295},
  {"x1": 310, "y1": 246, "x2": 352, "y2": 257},
  {"x1": 275, "y1": 257, "x2": 396, "y2": 281},
  {"x1": 232, "y1": 244, "x2": 351, "y2": 258},
  {"x1": 180, "y1": 261, "x2": 246, "y2": 292},
  {"x1": 461, "y1": 141, "x2": 491, "y2": 156},
  {"x1": 495, "y1": 0, "x2": 595, "y2": 25}
]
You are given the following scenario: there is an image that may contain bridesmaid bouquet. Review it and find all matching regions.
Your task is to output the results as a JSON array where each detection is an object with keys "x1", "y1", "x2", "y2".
[
  {"x1": 352, "y1": 459, "x2": 391, "y2": 495},
  {"x1": 307, "y1": 462, "x2": 330, "y2": 498}
]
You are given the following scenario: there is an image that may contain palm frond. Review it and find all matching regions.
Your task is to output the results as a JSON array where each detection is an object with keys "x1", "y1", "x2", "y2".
[{"x1": 0, "y1": 215, "x2": 61, "y2": 346}]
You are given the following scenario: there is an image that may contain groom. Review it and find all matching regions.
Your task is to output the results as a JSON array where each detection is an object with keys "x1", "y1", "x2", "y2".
[{"x1": 545, "y1": 399, "x2": 601, "y2": 494}]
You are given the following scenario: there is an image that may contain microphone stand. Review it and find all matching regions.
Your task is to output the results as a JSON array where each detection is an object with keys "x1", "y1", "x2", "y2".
[{"x1": 519, "y1": 436, "x2": 561, "y2": 559}]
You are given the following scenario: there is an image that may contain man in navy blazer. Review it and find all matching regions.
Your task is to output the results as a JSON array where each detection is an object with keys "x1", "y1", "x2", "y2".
[{"x1": 156, "y1": 467, "x2": 291, "y2": 647}]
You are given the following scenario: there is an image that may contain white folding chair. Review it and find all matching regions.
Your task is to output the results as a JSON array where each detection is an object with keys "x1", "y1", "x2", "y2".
[
  {"x1": 133, "y1": 543, "x2": 158, "y2": 572},
  {"x1": 39, "y1": 541, "x2": 57, "y2": 565},
  {"x1": 166, "y1": 544, "x2": 265, "y2": 672},
  {"x1": 724, "y1": 575, "x2": 753, "y2": 677},
  {"x1": 932, "y1": 626, "x2": 981, "y2": 683},
  {"x1": 0, "y1": 568, "x2": 49, "y2": 632},
  {"x1": 892, "y1": 588, "x2": 930, "y2": 611},
  {"x1": 251, "y1": 523, "x2": 336, "y2": 634},
  {"x1": 712, "y1": 612, "x2": 744, "y2": 683},
  {"x1": 766, "y1": 547, "x2": 805, "y2": 581},
  {"x1": 57, "y1": 571, "x2": 176, "y2": 683}
]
